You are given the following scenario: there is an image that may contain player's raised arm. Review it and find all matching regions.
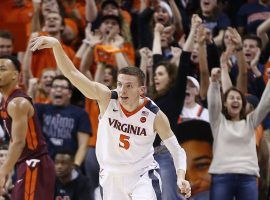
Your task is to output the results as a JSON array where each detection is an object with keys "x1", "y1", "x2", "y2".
[
  {"x1": 154, "y1": 110, "x2": 191, "y2": 198},
  {"x1": 30, "y1": 36, "x2": 111, "y2": 107}
]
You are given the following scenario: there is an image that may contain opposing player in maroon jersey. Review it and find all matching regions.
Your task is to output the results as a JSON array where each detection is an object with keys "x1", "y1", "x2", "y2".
[{"x1": 0, "y1": 55, "x2": 55, "y2": 200}]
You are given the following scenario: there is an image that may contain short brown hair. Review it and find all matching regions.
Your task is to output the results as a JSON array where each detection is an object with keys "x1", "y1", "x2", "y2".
[
  {"x1": 118, "y1": 67, "x2": 145, "y2": 86},
  {"x1": 243, "y1": 34, "x2": 262, "y2": 49},
  {"x1": 0, "y1": 30, "x2": 13, "y2": 42}
]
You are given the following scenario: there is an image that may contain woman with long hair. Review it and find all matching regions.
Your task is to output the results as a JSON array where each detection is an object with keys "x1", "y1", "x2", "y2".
[{"x1": 207, "y1": 64, "x2": 270, "y2": 199}]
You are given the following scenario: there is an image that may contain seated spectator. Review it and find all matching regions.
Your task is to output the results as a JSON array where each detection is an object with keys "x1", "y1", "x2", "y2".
[
  {"x1": 176, "y1": 119, "x2": 213, "y2": 200},
  {"x1": 35, "y1": 75, "x2": 91, "y2": 166},
  {"x1": 54, "y1": 151, "x2": 91, "y2": 200}
]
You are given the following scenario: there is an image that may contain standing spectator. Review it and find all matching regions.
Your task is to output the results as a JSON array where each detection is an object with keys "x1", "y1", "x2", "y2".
[
  {"x1": 230, "y1": 35, "x2": 265, "y2": 99},
  {"x1": 207, "y1": 62, "x2": 270, "y2": 199},
  {"x1": 35, "y1": 75, "x2": 91, "y2": 166},
  {"x1": 31, "y1": 11, "x2": 75, "y2": 78},
  {"x1": 148, "y1": 14, "x2": 201, "y2": 200},
  {"x1": 139, "y1": 0, "x2": 184, "y2": 48},
  {"x1": 199, "y1": 0, "x2": 231, "y2": 46},
  {"x1": 86, "y1": 0, "x2": 133, "y2": 44},
  {"x1": 54, "y1": 151, "x2": 92, "y2": 200}
]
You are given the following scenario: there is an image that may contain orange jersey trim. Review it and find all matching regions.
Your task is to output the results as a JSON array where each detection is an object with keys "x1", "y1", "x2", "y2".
[
  {"x1": 120, "y1": 98, "x2": 149, "y2": 118},
  {"x1": 26, "y1": 118, "x2": 38, "y2": 150}
]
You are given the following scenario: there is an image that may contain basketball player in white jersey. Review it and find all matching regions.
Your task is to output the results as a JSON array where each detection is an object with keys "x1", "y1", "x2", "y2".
[{"x1": 30, "y1": 36, "x2": 191, "y2": 200}]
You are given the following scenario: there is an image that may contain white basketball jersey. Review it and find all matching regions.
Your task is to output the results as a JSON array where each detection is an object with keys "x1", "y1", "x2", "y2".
[{"x1": 96, "y1": 91, "x2": 159, "y2": 173}]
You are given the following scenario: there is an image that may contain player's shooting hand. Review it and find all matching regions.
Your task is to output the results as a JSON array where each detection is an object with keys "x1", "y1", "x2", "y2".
[
  {"x1": 30, "y1": 36, "x2": 60, "y2": 51},
  {"x1": 177, "y1": 178, "x2": 191, "y2": 198}
]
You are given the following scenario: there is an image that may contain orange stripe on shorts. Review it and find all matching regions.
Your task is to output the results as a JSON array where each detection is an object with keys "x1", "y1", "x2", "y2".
[{"x1": 24, "y1": 166, "x2": 38, "y2": 200}]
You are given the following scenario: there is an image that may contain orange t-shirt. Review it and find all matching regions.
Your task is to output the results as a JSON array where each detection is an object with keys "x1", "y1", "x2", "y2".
[
  {"x1": 264, "y1": 62, "x2": 270, "y2": 84},
  {"x1": 85, "y1": 98, "x2": 100, "y2": 147},
  {"x1": 93, "y1": 43, "x2": 135, "y2": 66},
  {"x1": 0, "y1": 0, "x2": 33, "y2": 52},
  {"x1": 61, "y1": 1, "x2": 86, "y2": 28},
  {"x1": 31, "y1": 33, "x2": 76, "y2": 78},
  {"x1": 0, "y1": 0, "x2": 33, "y2": 23}
]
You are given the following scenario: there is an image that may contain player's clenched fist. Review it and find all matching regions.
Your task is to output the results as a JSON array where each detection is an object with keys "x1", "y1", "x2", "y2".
[{"x1": 177, "y1": 178, "x2": 191, "y2": 198}]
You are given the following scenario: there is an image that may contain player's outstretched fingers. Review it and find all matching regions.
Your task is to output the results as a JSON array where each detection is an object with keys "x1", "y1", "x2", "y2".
[{"x1": 30, "y1": 37, "x2": 43, "y2": 51}]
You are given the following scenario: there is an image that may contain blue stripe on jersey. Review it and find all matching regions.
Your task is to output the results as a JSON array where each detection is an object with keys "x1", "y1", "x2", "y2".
[
  {"x1": 99, "y1": 184, "x2": 103, "y2": 199},
  {"x1": 145, "y1": 101, "x2": 159, "y2": 114},
  {"x1": 148, "y1": 169, "x2": 162, "y2": 200},
  {"x1": 111, "y1": 91, "x2": 118, "y2": 99}
]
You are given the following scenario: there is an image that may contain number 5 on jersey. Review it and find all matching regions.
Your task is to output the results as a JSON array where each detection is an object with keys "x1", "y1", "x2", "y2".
[{"x1": 119, "y1": 134, "x2": 130, "y2": 150}]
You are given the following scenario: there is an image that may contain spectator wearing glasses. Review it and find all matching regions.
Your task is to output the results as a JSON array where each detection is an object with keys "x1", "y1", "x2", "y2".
[{"x1": 35, "y1": 75, "x2": 91, "y2": 167}]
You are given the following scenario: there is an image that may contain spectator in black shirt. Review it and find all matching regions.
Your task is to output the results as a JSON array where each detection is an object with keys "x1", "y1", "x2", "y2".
[{"x1": 54, "y1": 151, "x2": 92, "y2": 200}]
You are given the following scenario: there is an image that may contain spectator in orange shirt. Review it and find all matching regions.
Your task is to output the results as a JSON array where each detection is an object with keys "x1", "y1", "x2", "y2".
[
  {"x1": 30, "y1": 12, "x2": 75, "y2": 78},
  {"x1": 86, "y1": 0, "x2": 133, "y2": 44}
]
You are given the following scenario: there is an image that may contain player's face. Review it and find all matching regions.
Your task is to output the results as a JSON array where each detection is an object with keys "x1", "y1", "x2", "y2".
[
  {"x1": 50, "y1": 79, "x2": 72, "y2": 106},
  {"x1": 54, "y1": 154, "x2": 73, "y2": 178},
  {"x1": 40, "y1": 69, "x2": 56, "y2": 94},
  {"x1": 0, "y1": 59, "x2": 18, "y2": 87},
  {"x1": 181, "y1": 141, "x2": 212, "y2": 195},
  {"x1": 154, "y1": 65, "x2": 169, "y2": 93},
  {"x1": 116, "y1": 74, "x2": 144, "y2": 108},
  {"x1": 0, "y1": 38, "x2": 13, "y2": 56}
]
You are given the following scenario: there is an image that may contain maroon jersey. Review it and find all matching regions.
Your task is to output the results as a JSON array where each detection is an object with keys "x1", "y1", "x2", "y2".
[{"x1": 0, "y1": 88, "x2": 48, "y2": 164}]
